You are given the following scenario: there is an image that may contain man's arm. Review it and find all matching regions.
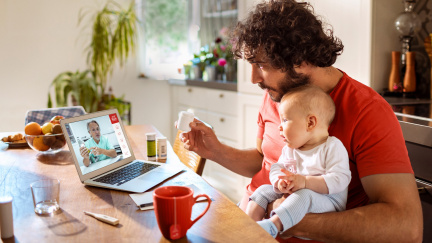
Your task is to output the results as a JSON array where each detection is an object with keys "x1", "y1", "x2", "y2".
[
  {"x1": 91, "y1": 147, "x2": 117, "y2": 158},
  {"x1": 280, "y1": 173, "x2": 423, "y2": 242},
  {"x1": 103, "y1": 148, "x2": 117, "y2": 158},
  {"x1": 182, "y1": 120, "x2": 263, "y2": 177}
]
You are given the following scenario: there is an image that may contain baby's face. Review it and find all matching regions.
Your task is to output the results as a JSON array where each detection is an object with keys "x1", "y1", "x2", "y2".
[{"x1": 278, "y1": 102, "x2": 309, "y2": 149}]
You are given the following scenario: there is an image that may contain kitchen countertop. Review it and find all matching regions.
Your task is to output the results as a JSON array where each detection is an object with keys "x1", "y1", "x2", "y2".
[
  {"x1": 384, "y1": 97, "x2": 432, "y2": 147},
  {"x1": 168, "y1": 79, "x2": 237, "y2": 92}
]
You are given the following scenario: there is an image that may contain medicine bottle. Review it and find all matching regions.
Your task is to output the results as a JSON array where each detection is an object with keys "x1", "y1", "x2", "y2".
[
  {"x1": 177, "y1": 111, "x2": 195, "y2": 132},
  {"x1": 77, "y1": 138, "x2": 90, "y2": 153},
  {"x1": 146, "y1": 133, "x2": 156, "y2": 161},
  {"x1": 156, "y1": 137, "x2": 167, "y2": 161}
]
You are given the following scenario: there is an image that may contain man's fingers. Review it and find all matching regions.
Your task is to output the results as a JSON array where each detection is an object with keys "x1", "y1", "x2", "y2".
[{"x1": 190, "y1": 120, "x2": 212, "y2": 134}]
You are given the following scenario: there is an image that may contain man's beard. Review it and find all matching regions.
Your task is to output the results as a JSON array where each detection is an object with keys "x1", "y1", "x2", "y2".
[{"x1": 259, "y1": 72, "x2": 311, "y2": 102}]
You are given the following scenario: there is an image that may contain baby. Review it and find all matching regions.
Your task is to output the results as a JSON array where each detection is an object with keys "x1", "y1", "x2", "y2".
[{"x1": 246, "y1": 85, "x2": 351, "y2": 238}]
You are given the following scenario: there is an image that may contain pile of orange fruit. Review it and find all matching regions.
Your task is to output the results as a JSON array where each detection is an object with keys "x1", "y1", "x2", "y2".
[{"x1": 24, "y1": 116, "x2": 65, "y2": 151}]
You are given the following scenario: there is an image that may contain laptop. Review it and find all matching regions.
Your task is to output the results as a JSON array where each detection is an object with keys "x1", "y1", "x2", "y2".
[{"x1": 60, "y1": 109, "x2": 183, "y2": 193}]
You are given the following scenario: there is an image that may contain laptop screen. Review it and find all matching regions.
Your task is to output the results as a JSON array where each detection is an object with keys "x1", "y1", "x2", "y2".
[{"x1": 63, "y1": 112, "x2": 131, "y2": 175}]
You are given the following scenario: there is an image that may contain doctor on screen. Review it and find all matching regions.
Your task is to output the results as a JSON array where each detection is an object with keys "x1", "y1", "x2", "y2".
[{"x1": 80, "y1": 120, "x2": 117, "y2": 167}]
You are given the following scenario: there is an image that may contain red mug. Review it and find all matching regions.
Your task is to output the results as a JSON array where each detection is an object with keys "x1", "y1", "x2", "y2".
[{"x1": 153, "y1": 186, "x2": 211, "y2": 240}]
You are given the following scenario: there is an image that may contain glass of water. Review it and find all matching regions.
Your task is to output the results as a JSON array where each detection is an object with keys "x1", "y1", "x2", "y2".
[{"x1": 30, "y1": 179, "x2": 60, "y2": 215}]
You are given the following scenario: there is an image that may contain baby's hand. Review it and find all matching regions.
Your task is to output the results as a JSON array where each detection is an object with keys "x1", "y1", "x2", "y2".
[
  {"x1": 277, "y1": 179, "x2": 292, "y2": 194},
  {"x1": 280, "y1": 168, "x2": 294, "y2": 177},
  {"x1": 278, "y1": 169, "x2": 306, "y2": 193}
]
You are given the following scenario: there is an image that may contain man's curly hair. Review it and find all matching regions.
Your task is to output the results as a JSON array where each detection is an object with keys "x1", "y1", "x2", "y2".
[{"x1": 231, "y1": 0, "x2": 343, "y2": 74}]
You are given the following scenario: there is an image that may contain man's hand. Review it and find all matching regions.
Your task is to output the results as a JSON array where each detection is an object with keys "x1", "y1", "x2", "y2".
[
  {"x1": 179, "y1": 119, "x2": 222, "y2": 161},
  {"x1": 80, "y1": 146, "x2": 90, "y2": 167},
  {"x1": 90, "y1": 147, "x2": 102, "y2": 156},
  {"x1": 80, "y1": 146, "x2": 90, "y2": 159},
  {"x1": 89, "y1": 147, "x2": 117, "y2": 158}
]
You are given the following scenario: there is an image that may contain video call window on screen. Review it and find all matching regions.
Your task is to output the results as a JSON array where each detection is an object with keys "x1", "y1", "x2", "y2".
[{"x1": 64, "y1": 113, "x2": 131, "y2": 175}]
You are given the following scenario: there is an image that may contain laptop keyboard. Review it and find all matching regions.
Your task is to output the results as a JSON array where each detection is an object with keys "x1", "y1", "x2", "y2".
[{"x1": 94, "y1": 162, "x2": 160, "y2": 186}]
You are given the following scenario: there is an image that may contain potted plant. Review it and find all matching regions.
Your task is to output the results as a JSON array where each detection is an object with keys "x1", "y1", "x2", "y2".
[
  {"x1": 83, "y1": 1, "x2": 139, "y2": 95},
  {"x1": 47, "y1": 70, "x2": 100, "y2": 113},
  {"x1": 48, "y1": 1, "x2": 139, "y2": 116}
]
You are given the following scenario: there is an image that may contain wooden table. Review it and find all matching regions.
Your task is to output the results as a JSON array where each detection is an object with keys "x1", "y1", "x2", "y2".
[{"x1": 0, "y1": 125, "x2": 275, "y2": 242}]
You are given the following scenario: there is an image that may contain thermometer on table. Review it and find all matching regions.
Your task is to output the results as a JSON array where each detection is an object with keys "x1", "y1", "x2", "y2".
[{"x1": 84, "y1": 211, "x2": 119, "y2": 225}]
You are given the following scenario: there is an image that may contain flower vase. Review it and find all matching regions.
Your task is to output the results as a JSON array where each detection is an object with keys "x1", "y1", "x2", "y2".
[
  {"x1": 205, "y1": 66, "x2": 217, "y2": 81},
  {"x1": 191, "y1": 65, "x2": 202, "y2": 80},
  {"x1": 183, "y1": 65, "x2": 191, "y2": 80},
  {"x1": 224, "y1": 62, "x2": 237, "y2": 82}
]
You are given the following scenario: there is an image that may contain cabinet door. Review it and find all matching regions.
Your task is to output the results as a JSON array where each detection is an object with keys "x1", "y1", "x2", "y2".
[
  {"x1": 207, "y1": 111, "x2": 238, "y2": 143},
  {"x1": 202, "y1": 138, "x2": 251, "y2": 203},
  {"x1": 238, "y1": 93, "x2": 263, "y2": 149},
  {"x1": 176, "y1": 86, "x2": 208, "y2": 109},
  {"x1": 205, "y1": 89, "x2": 238, "y2": 116}
]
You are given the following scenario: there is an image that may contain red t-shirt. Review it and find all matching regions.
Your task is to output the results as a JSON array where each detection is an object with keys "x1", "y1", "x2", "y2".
[{"x1": 242, "y1": 71, "x2": 413, "y2": 242}]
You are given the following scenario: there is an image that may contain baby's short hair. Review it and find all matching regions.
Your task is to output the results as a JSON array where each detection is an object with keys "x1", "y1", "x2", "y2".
[{"x1": 280, "y1": 85, "x2": 336, "y2": 126}]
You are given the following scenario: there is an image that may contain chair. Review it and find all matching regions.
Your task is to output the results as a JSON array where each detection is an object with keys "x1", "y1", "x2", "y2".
[
  {"x1": 173, "y1": 130, "x2": 206, "y2": 176},
  {"x1": 25, "y1": 106, "x2": 86, "y2": 125}
]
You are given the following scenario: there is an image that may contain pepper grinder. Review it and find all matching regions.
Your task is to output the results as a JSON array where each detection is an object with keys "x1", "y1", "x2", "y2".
[
  {"x1": 388, "y1": 51, "x2": 401, "y2": 92},
  {"x1": 403, "y1": 51, "x2": 416, "y2": 92}
]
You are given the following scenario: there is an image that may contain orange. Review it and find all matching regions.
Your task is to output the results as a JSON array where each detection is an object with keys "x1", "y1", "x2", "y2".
[
  {"x1": 32, "y1": 136, "x2": 49, "y2": 151},
  {"x1": 25, "y1": 122, "x2": 42, "y2": 135}
]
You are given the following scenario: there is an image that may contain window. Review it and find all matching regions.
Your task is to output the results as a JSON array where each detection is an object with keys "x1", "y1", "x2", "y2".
[
  {"x1": 138, "y1": 0, "x2": 199, "y2": 80},
  {"x1": 138, "y1": 0, "x2": 237, "y2": 80}
]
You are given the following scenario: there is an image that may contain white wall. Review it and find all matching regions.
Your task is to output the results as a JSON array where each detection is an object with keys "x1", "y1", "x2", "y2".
[
  {"x1": 309, "y1": 0, "x2": 371, "y2": 85},
  {"x1": 0, "y1": 0, "x2": 172, "y2": 140},
  {"x1": 309, "y1": 0, "x2": 402, "y2": 90}
]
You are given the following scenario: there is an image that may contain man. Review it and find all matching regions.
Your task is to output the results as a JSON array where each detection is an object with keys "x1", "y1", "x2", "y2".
[
  {"x1": 80, "y1": 120, "x2": 117, "y2": 167},
  {"x1": 181, "y1": 0, "x2": 423, "y2": 242}
]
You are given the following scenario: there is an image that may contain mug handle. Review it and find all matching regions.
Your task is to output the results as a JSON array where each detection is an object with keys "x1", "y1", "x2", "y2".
[{"x1": 190, "y1": 194, "x2": 211, "y2": 227}]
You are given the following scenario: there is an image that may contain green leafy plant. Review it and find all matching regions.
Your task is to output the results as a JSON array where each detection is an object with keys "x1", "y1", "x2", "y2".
[
  {"x1": 81, "y1": 0, "x2": 139, "y2": 94},
  {"x1": 47, "y1": 70, "x2": 101, "y2": 112},
  {"x1": 48, "y1": 1, "x2": 140, "y2": 112}
]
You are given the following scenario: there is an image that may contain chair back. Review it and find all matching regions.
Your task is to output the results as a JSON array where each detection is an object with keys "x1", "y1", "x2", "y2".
[
  {"x1": 173, "y1": 130, "x2": 206, "y2": 176},
  {"x1": 25, "y1": 106, "x2": 86, "y2": 125}
]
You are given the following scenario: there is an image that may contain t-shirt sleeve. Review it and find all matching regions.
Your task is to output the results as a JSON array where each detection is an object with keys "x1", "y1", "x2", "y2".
[
  {"x1": 322, "y1": 138, "x2": 351, "y2": 194},
  {"x1": 353, "y1": 98, "x2": 413, "y2": 178}
]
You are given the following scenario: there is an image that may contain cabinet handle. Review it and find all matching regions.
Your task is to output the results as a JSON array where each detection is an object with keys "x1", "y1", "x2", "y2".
[
  {"x1": 188, "y1": 88, "x2": 192, "y2": 92},
  {"x1": 219, "y1": 93, "x2": 224, "y2": 98},
  {"x1": 220, "y1": 117, "x2": 225, "y2": 122}
]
